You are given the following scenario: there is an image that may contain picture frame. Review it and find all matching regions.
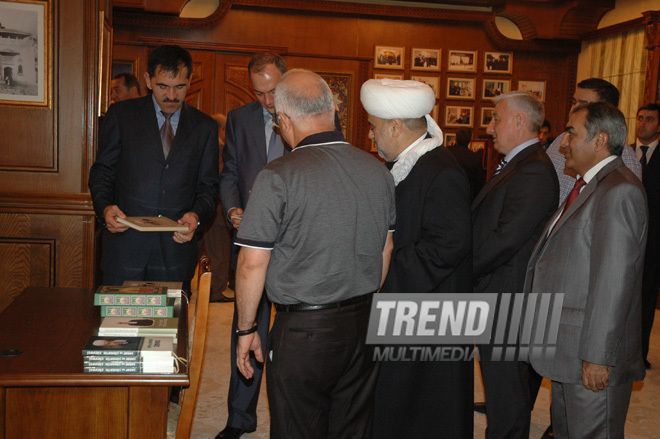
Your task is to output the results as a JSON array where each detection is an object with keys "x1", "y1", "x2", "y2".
[
  {"x1": 446, "y1": 77, "x2": 475, "y2": 100},
  {"x1": 444, "y1": 132, "x2": 456, "y2": 147},
  {"x1": 0, "y1": 0, "x2": 51, "y2": 108},
  {"x1": 411, "y1": 75, "x2": 440, "y2": 99},
  {"x1": 481, "y1": 107, "x2": 494, "y2": 127},
  {"x1": 98, "y1": 11, "x2": 113, "y2": 116},
  {"x1": 411, "y1": 48, "x2": 440, "y2": 71},
  {"x1": 518, "y1": 80, "x2": 546, "y2": 102},
  {"x1": 374, "y1": 46, "x2": 405, "y2": 70},
  {"x1": 374, "y1": 73, "x2": 404, "y2": 80},
  {"x1": 484, "y1": 52, "x2": 512, "y2": 74},
  {"x1": 112, "y1": 59, "x2": 139, "y2": 79},
  {"x1": 447, "y1": 50, "x2": 477, "y2": 73},
  {"x1": 482, "y1": 79, "x2": 510, "y2": 100},
  {"x1": 445, "y1": 106, "x2": 473, "y2": 127},
  {"x1": 470, "y1": 140, "x2": 486, "y2": 153}
]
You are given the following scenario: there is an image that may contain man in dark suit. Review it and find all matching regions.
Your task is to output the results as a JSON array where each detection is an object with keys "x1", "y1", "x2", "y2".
[
  {"x1": 525, "y1": 102, "x2": 647, "y2": 437},
  {"x1": 634, "y1": 103, "x2": 660, "y2": 369},
  {"x1": 472, "y1": 91, "x2": 559, "y2": 439},
  {"x1": 361, "y1": 79, "x2": 473, "y2": 438},
  {"x1": 217, "y1": 52, "x2": 287, "y2": 439},
  {"x1": 447, "y1": 127, "x2": 485, "y2": 200},
  {"x1": 89, "y1": 45, "x2": 219, "y2": 288}
]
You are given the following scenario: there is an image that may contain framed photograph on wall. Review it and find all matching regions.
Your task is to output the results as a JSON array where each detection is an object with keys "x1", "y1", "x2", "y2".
[
  {"x1": 444, "y1": 132, "x2": 456, "y2": 146},
  {"x1": 374, "y1": 46, "x2": 405, "y2": 70},
  {"x1": 446, "y1": 77, "x2": 475, "y2": 100},
  {"x1": 470, "y1": 140, "x2": 486, "y2": 153},
  {"x1": 447, "y1": 50, "x2": 477, "y2": 73},
  {"x1": 518, "y1": 80, "x2": 546, "y2": 101},
  {"x1": 481, "y1": 107, "x2": 494, "y2": 127},
  {"x1": 411, "y1": 48, "x2": 440, "y2": 71},
  {"x1": 112, "y1": 59, "x2": 139, "y2": 78},
  {"x1": 482, "y1": 79, "x2": 510, "y2": 100},
  {"x1": 484, "y1": 52, "x2": 512, "y2": 74},
  {"x1": 0, "y1": 0, "x2": 51, "y2": 108},
  {"x1": 445, "y1": 106, "x2": 473, "y2": 127},
  {"x1": 374, "y1": 73, "x2": 404, "y2": 80},
  {"x1": 411, "y1": 75, "x2": 440, "y2": 99}
]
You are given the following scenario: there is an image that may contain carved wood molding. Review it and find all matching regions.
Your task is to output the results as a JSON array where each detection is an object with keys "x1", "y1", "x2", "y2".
[
  {"x1": 583, "y1": 17, "x2": 646, "y2": 42},
  {"x1": 114, "y1": 0, "x2": 232, "y2": 28},
  {"x1": 0, "y1": 193, "x2": 95, "y2": 216},
  {"x1": 483, "y1": 17, "x2": 581, "y2": 54},
  {"x1": 116, "y1": 37, "x2": 288, "y2": 55}
]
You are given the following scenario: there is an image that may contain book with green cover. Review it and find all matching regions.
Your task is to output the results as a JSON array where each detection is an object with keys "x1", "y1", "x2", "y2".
[
  {"x1": 94, "y1": 285, "x2": 169, "y2": 306},
  {"x1": 122, "y1": 281, "x2": 183, "y2": 298},
  {"x1": 100, "y1": 297, "x2": 176, "y2": 318}
]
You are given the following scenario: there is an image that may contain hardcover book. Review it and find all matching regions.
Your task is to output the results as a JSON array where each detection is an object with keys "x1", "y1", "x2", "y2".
[
  {"x1": 94, "y1": 285, "x2": 168, "y2": 306},
  {"x1": 117, "y1": 216, "x2": 189, "y2": 232},
  {"x1": 97, "y1": 317, "x2": 179, "y2": 336},
  {"x1": 82, "y1": 336, "x2": 174, "y2": 358},
  {"x1": 100, "y1": 297, "x2": 176, "y2": 318},
  {"x1": 122, "y1": 281, "x2": 183, "y2": 298}
]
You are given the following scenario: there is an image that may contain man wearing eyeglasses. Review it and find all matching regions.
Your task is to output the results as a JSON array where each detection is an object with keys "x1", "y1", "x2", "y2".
[{"x1": 217, "y1": 52, "x2": 288, "y2": 439}]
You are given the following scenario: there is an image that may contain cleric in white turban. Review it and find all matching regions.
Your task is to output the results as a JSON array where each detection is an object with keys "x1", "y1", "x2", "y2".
[
  {"x1": 361, "y1": 78, "x2": 474, "y2": 439},
  {"x1": 360, "y1": 79, "x2": 443, "y2": 185}
]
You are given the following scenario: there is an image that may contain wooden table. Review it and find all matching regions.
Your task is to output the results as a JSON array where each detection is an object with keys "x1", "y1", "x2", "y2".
[{"x1": 0, "y1": 287, "x2": 189, "y2": 439}]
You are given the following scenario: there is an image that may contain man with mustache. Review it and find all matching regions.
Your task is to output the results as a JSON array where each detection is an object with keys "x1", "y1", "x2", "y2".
[{"x1": 89, "y1": 44, "x2": 219, "y2": 289}]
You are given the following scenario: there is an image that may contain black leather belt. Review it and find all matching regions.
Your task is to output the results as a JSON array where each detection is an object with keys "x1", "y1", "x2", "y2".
[{"x1": 274, "y1": 292, "x2": 374, "y2": 312}]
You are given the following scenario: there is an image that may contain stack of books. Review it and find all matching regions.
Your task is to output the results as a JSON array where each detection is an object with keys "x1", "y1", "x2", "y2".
[
  {"x1": 82, "y1": 335, "x2": 175, "y2": 373},
  {"x1": 94, "y1": 285, "x2": 175, "y2": 318}
]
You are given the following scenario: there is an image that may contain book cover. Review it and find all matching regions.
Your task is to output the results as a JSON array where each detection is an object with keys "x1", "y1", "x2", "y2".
[
  {"x1": 84, "y1": 363, "x2": 175, "y2": 373},
  {"x1": 117, "y1": 216, "x2": 189, "y2": 232},
  {"x1": 94, "y1": 285, "x2": 168, "y2": 306},
  {"x1": 98, "y1": 317, "x2": 179, "y2": 335},
  {"x1": 82, "y1": 335, "x2": 175, "y2": 357},
  {"x1": 122, "y1": 280, "x2": 183, "y2": 298},
  {"x1": 100, "y1": 298, "x2": 175, "y2": 318}
]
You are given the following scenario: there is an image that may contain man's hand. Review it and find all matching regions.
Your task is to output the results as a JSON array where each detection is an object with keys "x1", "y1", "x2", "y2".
[
  {"x1": 174, "y1": 212, "x2": 199, "y2": 243},
  {"x1": 582, "y1": 361, "x2": 610, "y2": 392},
  {"x1": 236, "y1": 332, "x2": 263, "y2": 379},
  {"x1": 228, "y1": 207, "x2": 244, "y2": 230},
  {"x1": 103, "y1": 205, "x2": 129, "y2": 233}
]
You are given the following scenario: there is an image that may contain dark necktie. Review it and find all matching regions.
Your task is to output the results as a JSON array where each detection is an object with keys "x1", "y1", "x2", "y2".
[
  {"x1": 384, "y1": 161, "x2": 395, "y2": 170},
  {"x1": 640, "y1": 145, "x2": 649, "y2": 172},
  {"x1": 493, "y1": 158, "x2": 508, "y2": 177},
  {"x1": 563, "y1": 177, "x2": 586, "y2": 213},
  {"x1": 160, "y1": 112, "x2": 174, "y2": 159}
]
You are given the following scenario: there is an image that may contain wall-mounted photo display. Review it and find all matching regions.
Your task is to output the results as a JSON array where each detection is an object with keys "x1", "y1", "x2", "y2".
[
  {"x1": 445, "y1": 132, "x2": 457, "y2": 146},
  {"x1": 0, "y1": 0, "x2": 51, "y2": 108},
  {"x1": 470, "y1": 140, "x2": 486, "y2": 153},
  {"x1": 445, "y1": 105, "x2": 473, "y2": 127},
  {"x1": 411, "y1": 75, "x2": 440, "y2": 99},
  {"x1": 482, "y1": 79, "x2": 510, "y2": 100},
  {"x1": 518, "y1": 80, "x2": 546, "y2": 101},
  {"x1": 484, "y1": 52, "x2": 512, "y2": 74},
  {"x1": 446, "y1": 77, "x2": 475, "y2": 100},
  {"x1": 411, "y1": 48, "x2": 441, "y2": 71},
  {"x1": 481, "y1": 107, "x2": 494, "y2": 127},
  {"x1": 447, "y1": 50, "x2": 477, "y2": 73},
  {"x1": 374, "y1": 46, "x2": 405, "y2": 70},
  {"x1": 374, "y1": 73, "x2": 404, "y2": 80}
]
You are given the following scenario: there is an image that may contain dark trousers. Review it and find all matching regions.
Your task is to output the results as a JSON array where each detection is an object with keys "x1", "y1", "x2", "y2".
[
  {"x1": 198, "y1": 200, "x2": 231, "y2": 300},
  {"x1": 266, "y1": 300, "x2": 378, "y2": 439},
  {"x1": 641, "y1": 258, "x2": 660, "y2": 362},
  {"x1": 479, "y1": 344, "x2": 532, "y2": 439},
  {"x1": 226, "y1": 295, "x2": 271, "y2": 430}
]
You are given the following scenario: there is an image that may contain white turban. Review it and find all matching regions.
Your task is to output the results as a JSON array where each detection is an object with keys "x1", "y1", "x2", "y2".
[{"x1": 360, "y1": 79, "x2": 444, "y2": 185}]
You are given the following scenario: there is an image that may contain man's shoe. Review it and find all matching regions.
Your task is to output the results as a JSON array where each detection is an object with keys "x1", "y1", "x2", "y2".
[
  {"x1": 474, "y1": 402, "x2": 486, "y2": 414},
  {"x1": 215, "y1": 426, "x2": 255, "y2": 439},
  {"x1": 541, "y1": 423, "x2": 554, "y2": 438}
]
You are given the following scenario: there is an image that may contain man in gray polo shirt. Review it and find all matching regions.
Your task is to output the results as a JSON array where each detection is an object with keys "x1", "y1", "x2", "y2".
[{"x1": 233, "y1": 69, "x2": 396, "y2": 438}]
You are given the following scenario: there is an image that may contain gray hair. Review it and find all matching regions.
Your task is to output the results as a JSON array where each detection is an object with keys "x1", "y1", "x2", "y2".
[
  {"x1": 576, "y1": 102, "x2": 627, "y2": 156},
  {"x1": 274, "y1": 69, "x2": 335, "y2": 122},
  {"x1": 494, "y1": 91, "x2": 545, "y2": 133}
]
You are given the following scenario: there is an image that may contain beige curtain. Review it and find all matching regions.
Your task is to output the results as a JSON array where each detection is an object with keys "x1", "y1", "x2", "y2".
[{"x1": 584, "y1": 27, "x2": 647, "y2": 145}]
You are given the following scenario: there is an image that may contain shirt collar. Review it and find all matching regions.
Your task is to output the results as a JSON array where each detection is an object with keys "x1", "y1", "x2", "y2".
[
  {"x1": 295, "y1": 130, "x2": 347, "y2": 149},
  {"x1": 636, "y1": 138, "x2": 659, "y2": 157},
  {"x1": 503, "y1": 138, "x2": 538, "y2": 163},
  {"x1": 581, "y1": 155, "x2": 618, "y2": 184},
  {"x1": 394, "y1": 133, "x2": 427, "y2": 162},
  {"x1": 152, "y1": 94, "x2": 182, "y2": 129}
]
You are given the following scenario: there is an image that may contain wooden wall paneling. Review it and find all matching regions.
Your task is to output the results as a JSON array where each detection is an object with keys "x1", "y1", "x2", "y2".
[
  {"x1": 111, "y1": 44, "x2": 150, "y2": 99},
  {"x1": 188, "y1": 50, "x2": 216, "y2": 115},
  {"x1": 214, "y1": 53, "x2": 256, "y2": 117}
]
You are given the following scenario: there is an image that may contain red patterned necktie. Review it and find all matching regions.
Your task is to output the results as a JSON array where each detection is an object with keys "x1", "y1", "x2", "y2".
[
  {"x1": 564, "y1": 177, "x2": 586, "y2": 212},
  {"x1": 160, "y1": 112, "x2": 174, "y2": 159}
]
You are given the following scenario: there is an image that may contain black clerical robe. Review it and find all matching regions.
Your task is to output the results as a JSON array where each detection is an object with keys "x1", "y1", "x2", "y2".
[{"x1": 372, "y1": 146, "x2": 473, "y2": 439}]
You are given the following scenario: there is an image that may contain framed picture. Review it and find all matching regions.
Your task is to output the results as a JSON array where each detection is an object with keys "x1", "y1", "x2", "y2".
[
  {"x1": 411, "y1": 75, "x2": 440, "y2": 99},
  {"x1": 98, "y1": 11, "x2": 112, "y2": 116},
  {"x1": 482, "y1": 79, "x2": 510, "y2": 100},
  {"x1": 411, "y1": 48, "x2": 440, "y2": 71},
  {"x1": 470, "y1": 140, "x2": 486, "y2": 153},
  {"x1": 444, "y1": 132, "x2": 456, "y2": 146},
  {"x1": 445, "y1": 106, "x2": 473, "y2": 127},
  {"x1": 447, "y1": 50, "x2": 477, "y2": 73},
  {"x1": 112, "y1": 59, "x2": 139, "y2": 78},
  {"x1": 484, "y1": 52, "x2": 512, "y2": 74},
  {"x1": 374, "y1": 73, "x2": 404, "y2": 80},
  {"x1": 0, "y1": 0, "x2": 51, "y2": 108},
  {"x1": 446, "y1": 77, "x2": 475, "y2": 100},
  {"x1": 518, "y1": 80, "x2": 546, "y2": 101},
  {"x1": 374, "y1": 46, "x2": 405, "y2": 70},
  {"x1": 481, "y1": 107, "x2": 494, "y2": 127}
]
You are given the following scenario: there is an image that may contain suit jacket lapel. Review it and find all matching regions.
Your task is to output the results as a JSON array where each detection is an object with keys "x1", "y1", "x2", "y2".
[
  {"x1": 250, "y1": 103, "x2": 268, "y2": 164},
  {"x1": 168, "y1": 102, "x2": 193, "y2": 161},
  {"x1": 142, "y1": 97, "x2": 165, "y2": 163}
]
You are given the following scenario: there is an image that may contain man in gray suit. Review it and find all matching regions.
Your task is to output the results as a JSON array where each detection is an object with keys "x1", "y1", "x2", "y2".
[
  {"x1": 525, "y1": 102, "x2": 647, "y2": 438},
  {"x1": 217, "y1": 52, "x2": 288, "y2": 439}
]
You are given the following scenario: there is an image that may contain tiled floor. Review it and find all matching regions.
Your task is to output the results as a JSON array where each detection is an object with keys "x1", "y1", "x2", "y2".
[{"x1": 191, "y1": 303, "x2": 660, "y2": 438}]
